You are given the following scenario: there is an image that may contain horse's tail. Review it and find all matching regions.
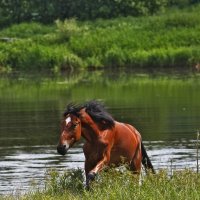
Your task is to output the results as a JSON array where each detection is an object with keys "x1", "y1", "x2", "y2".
[{"x1": 141, "y1": 142, "x2": 155, "y2": 174}]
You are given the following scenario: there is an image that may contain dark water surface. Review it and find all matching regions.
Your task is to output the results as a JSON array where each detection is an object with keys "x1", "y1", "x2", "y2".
[{"x1": 0, "y1": 72, "x2": 200, "y2": 194}]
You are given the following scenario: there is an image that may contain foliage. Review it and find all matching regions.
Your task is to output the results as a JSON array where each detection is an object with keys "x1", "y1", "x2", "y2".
[
  {"x1": 45, "y1": 169, "x2": 84, "y2": 195},
  {"x1": 1, "y1": 0, "x2": 199, "y2": 28},
  {"x1": 0, "y1": 22, "x2": 54, "y2": 38},
  {"x1": 55, "y1": 19, "x2": 81, "y2": 42},
  {"x1": 0, "y1": 5, "x2": 200, "y2": 73},
  {"x1": 168, "y1": 0, "x2": 200, "y2": 7},
  {"x1": 0, "y1": 0, "x2": 168, "y2": 27}
]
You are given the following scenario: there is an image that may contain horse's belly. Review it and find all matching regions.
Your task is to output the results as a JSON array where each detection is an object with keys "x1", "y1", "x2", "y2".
[{"x1": 109, "y1": 147, "x2": 133, "y2": 165}]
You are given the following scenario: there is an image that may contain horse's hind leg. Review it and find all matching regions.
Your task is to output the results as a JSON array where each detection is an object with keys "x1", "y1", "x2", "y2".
[
  {"x1": 130, "y1": 143, "x2": 142, "y2": 173},
  {"x1": 129, "y1": 144, "x2": 142, "y2": 185}
]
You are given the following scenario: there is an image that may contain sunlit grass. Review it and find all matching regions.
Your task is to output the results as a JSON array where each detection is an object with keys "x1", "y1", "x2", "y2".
[{"x1": 2, "y1": 168, "x2": 200, "y2": 200}]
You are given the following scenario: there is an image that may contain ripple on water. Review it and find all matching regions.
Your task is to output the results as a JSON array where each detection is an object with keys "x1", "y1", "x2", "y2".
[{"x1": 0, "y1": 141, "x2": 199, "y2": 194}]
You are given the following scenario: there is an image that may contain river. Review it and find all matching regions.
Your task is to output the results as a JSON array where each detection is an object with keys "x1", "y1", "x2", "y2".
[{"x1": 0, "y1": 71, "x2": 199, "y2": 194}]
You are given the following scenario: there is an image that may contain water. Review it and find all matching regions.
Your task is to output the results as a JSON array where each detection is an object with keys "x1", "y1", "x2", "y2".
[{"x1": 0, "y1": 72, "x2": 200, "y2": 194}]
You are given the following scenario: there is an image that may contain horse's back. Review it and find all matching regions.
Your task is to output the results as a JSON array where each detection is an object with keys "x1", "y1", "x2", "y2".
[{"x1": 114, "y1": 121, "x2": 141, "y2": 144}]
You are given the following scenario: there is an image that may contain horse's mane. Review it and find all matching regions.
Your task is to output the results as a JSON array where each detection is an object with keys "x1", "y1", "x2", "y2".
[
  {"x1": 63, "y1": 103, "x2": 83, "y2": 116},
  {"x1": 64, "y1": 100, "x2": 115, "y2": 129}
]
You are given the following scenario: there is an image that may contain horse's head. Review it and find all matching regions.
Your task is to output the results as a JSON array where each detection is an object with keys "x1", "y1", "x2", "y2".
[
  {"x1": 57, "y1": 100, "x2": 115, "y2": 155},
  {"x1": 57, "y1": 113, "x2": 81, "y2": 155}
]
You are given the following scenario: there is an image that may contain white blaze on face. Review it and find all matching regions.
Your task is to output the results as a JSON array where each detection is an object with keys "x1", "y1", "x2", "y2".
[
  {"x1": 63, "y1": 116, "x2": 73, "y2": 149},
  {"x1": 65, "y1": 116, "x2": 71, "y2": 126},
  {"x1": 61, "y1": 130, "x2": 71, "y2": 149},
  {"x1": 63, "y1": 141, "x2": 70, "y2": 149}
]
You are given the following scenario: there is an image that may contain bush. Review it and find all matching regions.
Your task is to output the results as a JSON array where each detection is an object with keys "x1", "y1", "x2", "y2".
[
  {"x1": 104, "y1": 45, "x2": 126, "y2": 67},
  {"x1": 0, "y1": 22, "x2": 54, "y2": 38},
  {"x1": 45, "y1": 169, "x2": 84, "y2": 195},
  {"x1": 0, "y1": 40, "x2": 84, "y2": 71},
  {"x1": 55, "y1": 19, "x2": 81, "y2": 42}
]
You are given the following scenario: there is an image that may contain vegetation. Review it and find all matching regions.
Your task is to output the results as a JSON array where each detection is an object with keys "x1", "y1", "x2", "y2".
[
  {"x1": 1, "y1": 0, "x2": 200, "y2": 27},
  {"x1": 2, "y1": 168, "x2": 200, "y2": 200},
  {"x1": 0, "y1": 0, "x2": 167, "y2": 27},
  {"x1": 0, "y1": 5, "x2": 200, "y2": 73}
]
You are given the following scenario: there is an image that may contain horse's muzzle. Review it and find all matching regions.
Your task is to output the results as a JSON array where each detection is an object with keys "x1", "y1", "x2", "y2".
[{"x1": 57, "y1": 144, "x2": 68, "y2": 155}]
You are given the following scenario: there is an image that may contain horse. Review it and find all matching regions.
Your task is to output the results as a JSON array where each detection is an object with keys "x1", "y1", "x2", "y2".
[{"x1": 57, "y1": 100, "x2": 155, "y2": 187}]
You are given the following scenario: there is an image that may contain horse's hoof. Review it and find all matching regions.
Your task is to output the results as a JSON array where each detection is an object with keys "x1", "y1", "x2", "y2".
[
  {"x1": 85, "y1": 172, "x2": 97, "y2": 190},
  {"x1": 87, "y1": 172, "x2": 96, "y2": 181}
]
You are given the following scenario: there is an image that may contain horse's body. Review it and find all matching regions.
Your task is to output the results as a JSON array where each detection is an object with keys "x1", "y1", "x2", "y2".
[
  {"x1": 83, "y1": 121, "x2": 142, "y2": 174},
  {"x1": 57, "y1": 101, "x2": 154, "y2": 186}
]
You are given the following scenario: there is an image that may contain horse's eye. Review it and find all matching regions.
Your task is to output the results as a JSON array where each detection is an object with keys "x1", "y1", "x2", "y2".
[
  {"x1": 72, "y1": 123, "x2": 78, "y2": 129},
  {"x1": 65, "y1": 123, "x2": 77, "y2": 131}
]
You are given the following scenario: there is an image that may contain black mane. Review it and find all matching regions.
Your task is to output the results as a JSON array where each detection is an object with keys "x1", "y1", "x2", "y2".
[
  {"x1": 64, "y1": 100, "x2": 115, "y2": 129},
  {"x1": 63, "y1": 103, "x2": 83, "y2": 117},
  {"x1": 85, "y1": 100, "x2": 115, "y2": 129}
]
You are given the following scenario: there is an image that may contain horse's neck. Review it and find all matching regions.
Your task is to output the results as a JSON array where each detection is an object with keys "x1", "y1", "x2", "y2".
[{"x1": 81, "y1": 123, "x2": 99, "y2": 143}]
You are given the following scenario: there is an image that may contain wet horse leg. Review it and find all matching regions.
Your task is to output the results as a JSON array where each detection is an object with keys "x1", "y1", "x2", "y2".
[
  {"x1": 130, "y1": 143, "x2": 142, "y2": 173},
  {"x1": 84, "y1": 160, "x2": 95, "y2": 188},
  {"x1": 128, "y1": 143, "x2": 142, "y2": 186},
  {"x1": 84, "y1": 145, "x2": 111, "y2": 188},
  {"x1": 83, "y1": 143, "x2": 95, "y2": 187},
  {"x1": 85, "y1": 154, "x2": 111, "y2": 188}
]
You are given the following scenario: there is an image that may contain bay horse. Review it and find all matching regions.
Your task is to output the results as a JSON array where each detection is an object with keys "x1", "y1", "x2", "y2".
[{"x1": 57, "y1": 100, "x2": 155, "y2": 187}]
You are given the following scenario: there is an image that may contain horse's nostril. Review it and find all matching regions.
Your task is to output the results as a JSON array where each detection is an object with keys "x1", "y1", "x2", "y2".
[{"x1": 57, "y1": 145, "x2": 67, "y2": 155}]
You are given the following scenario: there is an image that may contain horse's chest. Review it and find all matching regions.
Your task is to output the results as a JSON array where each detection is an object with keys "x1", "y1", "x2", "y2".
[{"x1": 84, "y1": 142, "x2": 105, "y2": 162}]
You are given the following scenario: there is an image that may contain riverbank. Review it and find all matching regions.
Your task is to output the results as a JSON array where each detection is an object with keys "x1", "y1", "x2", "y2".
[
  {"x1": 0, "y1": 5, "x2": 200, "y2": 74},
  {"x1": 2, "y1": 168, "x2": 200, "y2": 200}
]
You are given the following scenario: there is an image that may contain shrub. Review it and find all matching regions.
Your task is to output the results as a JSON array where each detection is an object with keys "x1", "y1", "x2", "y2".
[
  {"x1": 0, "y1": 22, "x2": 54, "y2": 39},
  {"x1": 55, "y1": 19, "x2": 81, "y2": 42},
  {"x1": 104, "y1": 45, "x2": 126, "y2": 67},
  {"x1": 45, "y1": 169, "x2": 84, "y2": 195},
  {"x1": 60, "y1": 52, "x2": 85, "y2": 70}
]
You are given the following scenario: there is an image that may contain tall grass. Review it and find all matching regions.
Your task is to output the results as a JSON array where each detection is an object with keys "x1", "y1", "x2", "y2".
[
  {"x1": 0, "y1": 5, "x2": 200, "y2": 73},
  {"x1": 3, "y1": 168, "x2": 200, "y2": 200}
]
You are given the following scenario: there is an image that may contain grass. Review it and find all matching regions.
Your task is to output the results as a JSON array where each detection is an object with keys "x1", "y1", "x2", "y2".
[
  {"x1": 0, "y1": 5, "x2": 200, "y2": 73},
  {"x1": 2, "y1": 168, "x2": 200, "y2": 200}
]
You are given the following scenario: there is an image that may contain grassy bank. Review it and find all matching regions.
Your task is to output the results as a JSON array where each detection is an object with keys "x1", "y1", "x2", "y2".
[
  {"x1": 0, "y1": 5, "x2": 200, "y2": 73},
  {"x1": 2, "y1": 168, "x2": 200, "y2": 200}
]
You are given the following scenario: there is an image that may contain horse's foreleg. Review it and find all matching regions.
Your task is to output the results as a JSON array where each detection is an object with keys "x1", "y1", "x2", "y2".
[
  {"x1": 85, "y1": 160, "x2": 94, "y2": 188},
  {"x1": 90, "y1": 155, "x2": 109, "y2": 175},
  {"x1": 86, "y1": 151, "x2": 110, "y2": 187}
]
